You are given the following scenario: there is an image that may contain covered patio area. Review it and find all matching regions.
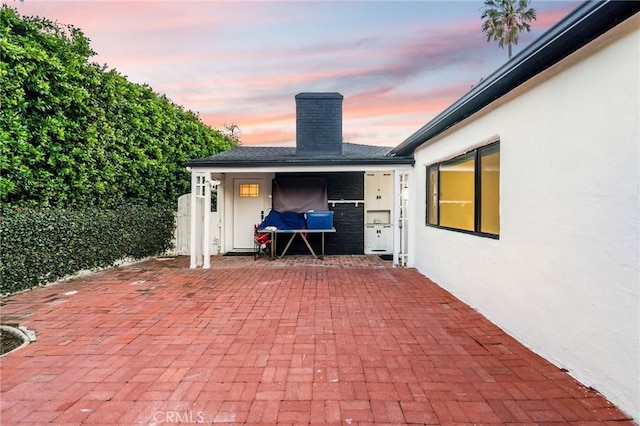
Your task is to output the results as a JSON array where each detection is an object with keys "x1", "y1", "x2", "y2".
[{"x1": 0, "y1": 256, "x2": 632, "y2": 424}]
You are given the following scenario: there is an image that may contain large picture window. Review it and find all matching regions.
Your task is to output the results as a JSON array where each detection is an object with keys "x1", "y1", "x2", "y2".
[{"x1": 425, "y1": 142, "x2": 500, "y2": 238}]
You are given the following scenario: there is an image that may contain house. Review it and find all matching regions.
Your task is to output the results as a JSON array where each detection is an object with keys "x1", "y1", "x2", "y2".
[
  {"x1": 391, "y1": 0, "x2": 639, "y2": 420},
  {"x1": 186, "y1": 0, "x2": 639, "y2": 419},
  {"x1": 185, "y1": 92, "x2": 414, "y2": 267}
]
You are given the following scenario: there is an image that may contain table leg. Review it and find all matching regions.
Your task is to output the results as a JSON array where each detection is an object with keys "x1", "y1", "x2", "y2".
[
  {"x1": 270, "y1": 231, "x2": 276, "y2": 260},
  {"x1": 279, "y1": 233, "x2": 296, "y2": 258},
  {"x1": 321, "y1": 232, "x2": 325, "y2": 260},
  {"x1": 298, "y1": 233, "x2": 318, "y2": 259}
]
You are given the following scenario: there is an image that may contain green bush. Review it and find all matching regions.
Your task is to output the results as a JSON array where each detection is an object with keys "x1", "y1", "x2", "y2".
[
  {"x1": 0, "y1": 204, "x2": 175, "y2": 295},
  {"x1": 0, "y1": 7, "x2": 231, "y2": 295},
  {"x1": 1, "y1": 5, "x2": 236, "y2": 209}
]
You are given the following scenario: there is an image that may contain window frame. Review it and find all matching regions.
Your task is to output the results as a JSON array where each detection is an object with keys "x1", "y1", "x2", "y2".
[
  {"x1": 238, "y1": 183, "x2": 260, "y2": 198},
  {"x1": 195, "y1": 174, "x2": 206, "y2": 198},
  {"x1": 425, "y1": 141, "x2": 500, "y2": 239}
]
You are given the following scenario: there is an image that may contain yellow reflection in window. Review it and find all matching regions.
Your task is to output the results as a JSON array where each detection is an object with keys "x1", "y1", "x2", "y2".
[
  {"x1": 480, "y1": 147, "x2": 500, "y2": 235},
  {"x1": 427, "y1": 166, "x2": 438, "y2": 225},
  {"x1": 239, "y1": 183, "x2": 260, "y2": 198},
  {"x1": 439, "y1": 154, "x2": 475, "y2": 231}
]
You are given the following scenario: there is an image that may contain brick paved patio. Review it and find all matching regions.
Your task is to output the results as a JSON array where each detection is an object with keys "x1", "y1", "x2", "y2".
[{"x1": 0, "y1": 255, "x2": 633, "y2": 424}]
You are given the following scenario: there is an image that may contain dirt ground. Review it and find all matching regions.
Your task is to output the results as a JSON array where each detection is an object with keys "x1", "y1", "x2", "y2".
[{"x1": 0, "y1": 329, "x2": 24, "y2": 355}]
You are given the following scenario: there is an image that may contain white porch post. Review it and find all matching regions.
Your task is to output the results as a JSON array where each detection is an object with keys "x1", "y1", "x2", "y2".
[
  {"x1": 217, "y1": 179, "x2": 224, "y2": 254},
  {"x1": 392, "y1": 169, "x2": 410, "y2": 267},
  {"x1": 189, "y1": 170, "x2": 198, "y2": 268},
  {"x1": 393, "y1": 170, "x2": 401, "y2": 266},
  {"x1": 399, "y1": 171, "x2": 409, "y2": 267},
  {"x1": 203, "y1": 176, "x2": 212, "y2": 269}
]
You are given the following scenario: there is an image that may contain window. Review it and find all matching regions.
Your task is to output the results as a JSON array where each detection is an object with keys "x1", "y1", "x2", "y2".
[
  {"x1": 239, "y1": 183, "x2": 260, "y2": 198},
  {"x1": 427, "y1": 166, "x2": 438, "y2": 225},
  {"x1": 426, "y1": 141, "x2": 500, "y2": 237},
  {"x1": 195, "y1": 175, "x2": 206, "y2": 198},
  {"x1": 479, "y1": 143, "x2": 500, "y2": 234},
  {"x1": 439, "y1": 152, "x2": 475, "y2": 231}
]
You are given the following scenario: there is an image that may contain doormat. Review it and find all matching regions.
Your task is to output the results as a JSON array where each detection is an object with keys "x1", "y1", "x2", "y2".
[
  {"x1": 378, "y1": 255, "x2": 393, "y2": 261},
  {"x1": 223, "y1": 251, "x2": 255, "y2": 256}
]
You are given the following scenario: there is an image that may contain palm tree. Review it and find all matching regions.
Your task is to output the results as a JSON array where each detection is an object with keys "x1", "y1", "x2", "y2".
[{"x1": 481, "y1": 0, "x2": 537, "y2": 59}]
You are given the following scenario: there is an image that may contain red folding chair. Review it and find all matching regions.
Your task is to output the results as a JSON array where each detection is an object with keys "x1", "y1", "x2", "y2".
[{"x1": 254, "y1": 225, "x2": 272, "y2": 260}]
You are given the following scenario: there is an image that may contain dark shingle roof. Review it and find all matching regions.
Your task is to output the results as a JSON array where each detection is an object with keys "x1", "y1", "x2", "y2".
[{"x1": 186, "y1": 142, "x2": 413, "y2": 167}]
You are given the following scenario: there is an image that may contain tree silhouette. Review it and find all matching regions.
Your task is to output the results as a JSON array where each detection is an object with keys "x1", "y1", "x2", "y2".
[
  {"x1": 481, "y1": 0, "x2": 536, "y2": 59},
  {"x1": 224, "y1": 123, "x2": 242, "y2": 144}
]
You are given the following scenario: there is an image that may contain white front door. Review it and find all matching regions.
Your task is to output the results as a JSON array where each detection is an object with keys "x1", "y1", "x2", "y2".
[{"x1": 233, "y1": 178, "x2": 265, "y2": 250}]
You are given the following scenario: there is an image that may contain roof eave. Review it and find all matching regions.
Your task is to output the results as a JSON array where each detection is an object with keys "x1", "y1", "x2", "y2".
[
  {"x1": 390, "y1": 0, "x2": 640, "y2": 157},
  {"x1": 185, "y1": 156, "x2": 414, "y2": 168}
]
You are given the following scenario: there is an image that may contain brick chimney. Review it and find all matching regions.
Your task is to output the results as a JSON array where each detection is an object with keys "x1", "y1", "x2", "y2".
[{"x1": 295, "y1": 92, "x2": 343, "y2": 156}]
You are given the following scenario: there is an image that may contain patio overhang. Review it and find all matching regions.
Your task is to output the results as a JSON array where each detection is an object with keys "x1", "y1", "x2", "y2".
[
  {"x1": 186, "y1": 161, "x2": 413, "y2": 175},
  {"x1": 185, "y1": 156, "x2": 414, "y2": 170},
  {"x1": 186, "y1": 165, "x2": 413, "y2": 269}
]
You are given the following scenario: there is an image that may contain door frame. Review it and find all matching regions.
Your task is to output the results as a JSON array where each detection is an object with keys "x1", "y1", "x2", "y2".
[{"x1": 227, "y1": 175, "x2": 271, "y2": 251}]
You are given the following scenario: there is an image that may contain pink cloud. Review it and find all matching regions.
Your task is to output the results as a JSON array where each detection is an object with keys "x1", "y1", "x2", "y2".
[
  {"x1": 345, "y1": 85, "x2": 469, "y2": 121},
  {"x1": 11, "y1": 0, "x2": 579, "y2": 149},
  {"x1": 239, "y1": 129, "x2": 295, "y2": 147},
  {"x1": 535, "y1": 6, "x2": 578, "y2": 28},
  {"x1": 14, "y1": 1, "x2": 270, "y2": 34},
  {"x1": 197, "y1": 82, "x2": 471, "y2": 147}
]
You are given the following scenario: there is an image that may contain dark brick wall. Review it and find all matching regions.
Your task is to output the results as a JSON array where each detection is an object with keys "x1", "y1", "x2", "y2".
[
  {"x1": 326, "y1": 203, "x2": 364, "y2": 255},
  {"x1": 273, "y1": 172, "x2": 364, "y2": 255},
  {"x1": 295, "y1": 93, "x2": 343, "y2": 157},
  {"x1": 325, "y1": 172, "x2": 363, "y2": 199}
]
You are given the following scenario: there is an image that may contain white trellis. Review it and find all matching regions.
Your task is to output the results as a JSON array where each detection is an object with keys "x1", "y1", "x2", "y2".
[{"x1": 189, "y1": 172, "x2": 222, "y2": 269}]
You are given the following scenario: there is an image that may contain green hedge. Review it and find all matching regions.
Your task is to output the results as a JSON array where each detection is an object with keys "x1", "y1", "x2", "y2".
[
  {"x1": 0, "y1": 204, "x2": 175, "y2": 295},
  {"x1": 1, "y1": 6, "x2": 236, "y2": 209}
]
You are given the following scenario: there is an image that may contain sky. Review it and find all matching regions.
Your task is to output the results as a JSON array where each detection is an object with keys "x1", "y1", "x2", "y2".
[{"x1": 14, "y1": 0, "x2": 581, "y2": 148}]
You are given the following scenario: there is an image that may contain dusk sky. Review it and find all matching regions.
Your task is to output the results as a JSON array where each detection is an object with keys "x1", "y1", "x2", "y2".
[{"x1": 15, "y1": 0, "x2": 580, "y2": 147}]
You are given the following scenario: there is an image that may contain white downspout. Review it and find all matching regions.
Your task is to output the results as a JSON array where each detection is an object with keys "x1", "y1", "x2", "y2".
[{"x1": 189, "y1": 170, "x2": 198, "y2": 268}]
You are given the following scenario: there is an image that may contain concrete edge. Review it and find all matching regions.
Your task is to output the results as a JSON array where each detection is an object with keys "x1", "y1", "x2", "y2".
[{"x1": 0, "y1": 325, "x2": 36, "y2": 357}]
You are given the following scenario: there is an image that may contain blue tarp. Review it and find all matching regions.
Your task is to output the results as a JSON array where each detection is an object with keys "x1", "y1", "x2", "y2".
[{"x1": 258, "y1": 210, "x2": 306, "y2": 230}]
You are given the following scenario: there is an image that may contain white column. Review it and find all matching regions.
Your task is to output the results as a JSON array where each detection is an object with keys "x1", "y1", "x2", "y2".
[
  {"x1": 189, "y1": 171, "x2": 198, "y2": 268},
  {"x1": 203, "y1": 176, "x2": 212, "y2": 269},
  {"x1": 393, "y1": 170, "x2": 401, "y2": 267},
  {"x1": 399, "y1": 171, "x2": 409, "y2": 267},
  {"x1": 217, "y1": 179, "x2": 225, "y2": 254}
]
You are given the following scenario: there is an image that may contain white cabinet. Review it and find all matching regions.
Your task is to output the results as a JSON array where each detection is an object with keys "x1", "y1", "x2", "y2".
[
  {"x1": 365, "y1": 172, "x2": 394, "y2": 211},
  {"x1": 364, "y1": 171, "x2": 394, "y2": 254},
  {"x1": 365, "y1": 224, "x2": 393, "y2": 254}
]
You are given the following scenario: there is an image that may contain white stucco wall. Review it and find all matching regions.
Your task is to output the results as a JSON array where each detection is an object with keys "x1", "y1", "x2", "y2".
[{"x1": 409, "y1": 17, "x2": 639, "y2": 419}]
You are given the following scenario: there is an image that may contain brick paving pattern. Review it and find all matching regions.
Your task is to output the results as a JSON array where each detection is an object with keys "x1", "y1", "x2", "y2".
[{"x1": 0, "y1": 255, "x2": 634, "y2": 424}]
